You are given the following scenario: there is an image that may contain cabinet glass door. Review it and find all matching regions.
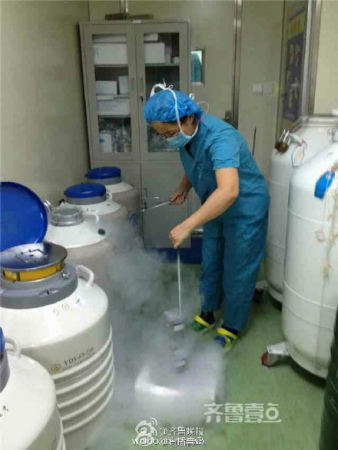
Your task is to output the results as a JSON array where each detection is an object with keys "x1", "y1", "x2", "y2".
[
  {"x1": 135, "y1": 23, "x2": 190, "y2": 160},
  {"x1": 141, "y1": 162, "x2": 191, "y2": 248},
  {"x1": 81, "y1": 24, "x2": 139, "y2": 161}
]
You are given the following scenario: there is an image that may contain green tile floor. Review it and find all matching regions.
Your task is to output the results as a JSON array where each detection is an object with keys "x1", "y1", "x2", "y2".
[{"x1": 92, "y1": 263, "x2": 325, "y2": 450}]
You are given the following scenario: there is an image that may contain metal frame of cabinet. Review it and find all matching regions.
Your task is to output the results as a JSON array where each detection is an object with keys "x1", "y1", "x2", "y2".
[
  {"x1": 134, "y1": 22, "x2": 190, "y2": 161},
  {"x1": 276, "y1": 0, "x2": 323, "y2": 136},
  {"x1": 81, "y1": 22, "x2": 140, "y2": 162},
  {"x1": 80, "y1": 20, "x2": 192, "y2": 248}
]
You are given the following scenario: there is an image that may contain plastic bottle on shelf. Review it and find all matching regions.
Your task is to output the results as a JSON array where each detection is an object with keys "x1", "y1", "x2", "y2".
[
  {"x1": 115, "y1": 126, "x2": 123, "y2": 152},
  {"x1": 121, "y1": 123, "x2": 132, "y2": 152},
  {"x1": 98, "y1": 118, "x2": 113, "y2": 154},
  {"x1": 99, "y1": 131, "x2": 112, "y2": 154},
  {"x1": 106, "y1": 122, "x2": 117, "y2": 152}
]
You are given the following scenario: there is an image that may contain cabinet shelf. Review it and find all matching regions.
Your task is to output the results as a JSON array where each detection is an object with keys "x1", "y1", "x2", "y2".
[
  {"x1": 98, "y1": 114, "x2": 130, "y2": 119},
  {"x1": 95, "y1": 64, "x2": 128, "y2": 68},
  {"x1": 95, "y1": 63, "x2": 180, "y2": 68},
  {"x1": 96, "y1": 94, "x2": 130, "y2": 99},
  {"x1": 145, "y1": 63, "x2": 179, "y2": 67}
]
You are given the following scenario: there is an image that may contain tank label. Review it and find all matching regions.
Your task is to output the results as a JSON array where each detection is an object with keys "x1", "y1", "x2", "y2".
[{"x1": 51, "y1": 346, "x2": 95, "y2": 373}]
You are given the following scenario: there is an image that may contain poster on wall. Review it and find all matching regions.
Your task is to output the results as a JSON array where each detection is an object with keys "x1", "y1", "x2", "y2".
[{"x1": 283, "y1": 6, "x2": 306, "y2": 123}]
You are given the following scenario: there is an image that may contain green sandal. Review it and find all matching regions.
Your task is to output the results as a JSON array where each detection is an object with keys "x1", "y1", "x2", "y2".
[
  {"x1": 214, "y1": 327, "x2": 238, "y2": 352},
  {"x1": 191, "y1": 315, "x2": 216, "y2": 334}
]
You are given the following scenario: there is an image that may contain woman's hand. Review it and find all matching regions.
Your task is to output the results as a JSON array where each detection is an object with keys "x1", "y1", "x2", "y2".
[
  {"x1": 169, "y1": 222, "x2": 192, "y2": 249},
  {"x1": 169, "y1": 186, "x2": 188, "y2": 206}
]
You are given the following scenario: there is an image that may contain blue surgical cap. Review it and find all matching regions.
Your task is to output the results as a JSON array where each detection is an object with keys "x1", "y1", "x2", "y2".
[{"x1": 143, "y1": 89, "x2": 204, "y2": 123}]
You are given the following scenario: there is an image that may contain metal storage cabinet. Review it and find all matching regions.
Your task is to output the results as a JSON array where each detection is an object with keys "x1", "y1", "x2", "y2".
[{"x1": 80, "y1": 21, "x2": 192, "y2": 248}]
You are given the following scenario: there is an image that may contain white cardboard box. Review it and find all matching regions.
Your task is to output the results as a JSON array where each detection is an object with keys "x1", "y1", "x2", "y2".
[
  {"x1": 99, "y1": 133, "x2": 113, "y2": 153},
  {"x1": 93, "y1": 43, "x2": 128, "y2": 65},
  {"x1": 118, "y1": 76, "x2": 129, "y2": 95},
  {"x1": 97, "y1": 97, "x2": 130, "y2": 116},
  {"x1": 144, "y1": 43, "x2": 165, "y2": 64},
  {"x1": 94, "y1": 34, "x2": 127, "y2": 43},
  {"x1": 144, "y1": 33, "x2": 159, "y2": 42},
  {"x1": 96, "y1": 81, "x2": 118, "y2": 95}
]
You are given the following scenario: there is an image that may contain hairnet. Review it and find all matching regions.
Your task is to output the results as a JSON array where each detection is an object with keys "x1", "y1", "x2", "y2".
[{"x1": 143, "y1": 89, "x2": 204, "y2": 123}]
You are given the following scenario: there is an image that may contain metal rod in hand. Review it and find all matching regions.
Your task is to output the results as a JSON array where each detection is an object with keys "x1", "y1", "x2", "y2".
[
  {"x1": 177, "y1": 247, "x2": 182, "y2": 320},
  {"x1": 139, "y1": 201, "x2": 170, "y2": 213}
]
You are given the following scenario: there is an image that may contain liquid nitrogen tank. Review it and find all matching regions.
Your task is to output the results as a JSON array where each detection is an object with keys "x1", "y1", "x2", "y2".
[
  {"x1": 86, "y1": 166, "x2": 140, "y2": 228},
  {"x1": 0, "y1": 182, "x2": 115, "y2": 450},
  {"x1": 282, "y1": 135, "x2": 338, "y2": 377},
  {"x1": 267, "y1": 114, "x2": 338, "y2": 302},
  {"x1": 62, "y1": 182, "x2": 128, "y2": 234},
  {"x1": 0, "y1": 329, "x2": 65, "y2": 450},
  {"x1": 45, "y1": 204, "x2": 115, "y2": 293}
]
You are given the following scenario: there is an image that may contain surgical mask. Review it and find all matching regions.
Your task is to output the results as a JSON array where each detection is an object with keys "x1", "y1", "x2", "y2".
[
  {"x1": 162, "y1": 86, "x2": 199, "y2": 148},
  {"x1": 166, "y1": 123, "x2": 199, "y2": 149},
  {"x1": 149, "y1": 82, "x2": 205, "y2": 149}
]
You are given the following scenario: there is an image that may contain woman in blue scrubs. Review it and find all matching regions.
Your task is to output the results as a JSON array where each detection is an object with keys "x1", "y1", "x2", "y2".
[{"x1": 144, "y1": 86, "x2": 269, "y2": 351}]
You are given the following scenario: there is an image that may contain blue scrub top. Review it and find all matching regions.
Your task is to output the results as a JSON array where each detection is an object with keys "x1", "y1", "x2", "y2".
[{"x1": 179, "y1": 114, "x2": 270, "y2": 223}]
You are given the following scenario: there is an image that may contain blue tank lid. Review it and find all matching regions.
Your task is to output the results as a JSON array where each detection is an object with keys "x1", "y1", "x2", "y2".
[
  {"x1": 0, "y1": 328, "x2": 4, "y2": 354},
  {"x1": 86, "y1": 166, "x2": 121, "y2": 180},
  {"x1": 0, "y1": 182, "x2": 48, "y2": 251},
  {"x1": 64, "y1": 183, "x2": 106, "y2": 199}
]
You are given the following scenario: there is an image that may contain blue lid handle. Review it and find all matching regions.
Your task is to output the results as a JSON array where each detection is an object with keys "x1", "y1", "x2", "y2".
[
  {"x1": 0, "y1": 327, "x2": 10, "y2": 393},
  {"x1": 314, "y1": 171, "x2": 335, "y2": 199},
  {"x1": 0, "y1": 329, "x2": 5, "y2": 354}
]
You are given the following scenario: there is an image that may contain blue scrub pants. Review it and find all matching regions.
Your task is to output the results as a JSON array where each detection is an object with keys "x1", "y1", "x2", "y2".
[{"x1": 200, "y1": 213, "x2": 268, "y2": 332}]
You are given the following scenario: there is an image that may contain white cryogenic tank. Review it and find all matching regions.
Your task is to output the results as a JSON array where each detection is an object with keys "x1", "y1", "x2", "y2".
[
  {"x1": 45, "y1": 205, "x2": 115, "y2": 292},
  {"x1": 0, "y1": 329, "x2": 65, "y2": 450},
  {"x1": 0, "y1": 182, "x2": 115, "y2": 450},
  {"x1": 86, "y1": 166, "x2": 140, "y2": 228},
  {"x1": 62, "y1": 182, "x2": 128, "y2": 233},
  {"x1": 267, "y1": 115, "x2": 338, "y2": 302},
  {"x1": 282, "y1": 136, "x2": 338, "y2": 377}
]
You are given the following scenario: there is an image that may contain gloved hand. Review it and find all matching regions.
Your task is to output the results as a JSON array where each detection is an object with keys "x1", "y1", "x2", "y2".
[{"x1": 169, "y1": 186, "x2": 189, "y2": 205}]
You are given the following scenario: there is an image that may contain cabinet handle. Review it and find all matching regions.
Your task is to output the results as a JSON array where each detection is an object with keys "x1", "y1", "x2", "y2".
[
  {"x1": 224, "y1": 110, "x2": 232, "y2": 124},
  {"x1": 140, "y1": 77, "x2": 145, "y2": 102},
  {"x1": 143, "y1": 188, "x2": 148, "y2": 209}
]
